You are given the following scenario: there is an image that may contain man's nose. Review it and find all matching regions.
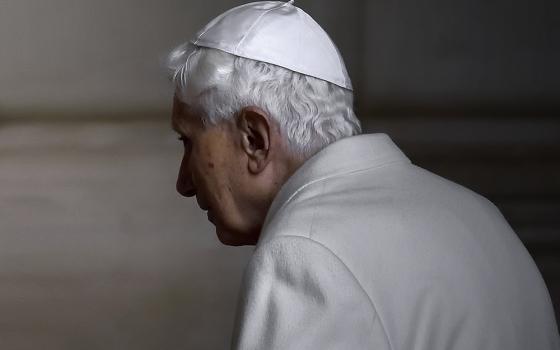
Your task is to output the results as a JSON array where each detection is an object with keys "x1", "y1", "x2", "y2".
[{"x1": 176, "y1": 155, "x2": 196, "y2": 197}]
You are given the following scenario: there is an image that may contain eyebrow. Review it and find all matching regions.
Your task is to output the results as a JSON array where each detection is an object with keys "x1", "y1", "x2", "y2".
[
  {"x1": 171, "y1": 99, "x2": 192, "y2": 134},
  {"x1": 171, "y1": 116, "x2": 182, "y2": 134}
]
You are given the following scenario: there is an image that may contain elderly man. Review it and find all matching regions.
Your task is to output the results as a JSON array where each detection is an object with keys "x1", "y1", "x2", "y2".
[{"x1": 167, "y1": 1, "x2": 559, "y2": 349}]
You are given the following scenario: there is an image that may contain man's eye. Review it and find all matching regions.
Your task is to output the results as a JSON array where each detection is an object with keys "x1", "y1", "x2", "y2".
[{"x1": 178, "y1": 135, "x2": 191, "y2": 147}]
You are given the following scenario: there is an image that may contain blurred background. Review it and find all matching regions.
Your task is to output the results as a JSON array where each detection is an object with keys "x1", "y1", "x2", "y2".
[{"x1": 0, "y1": 0, "x2": 558, "y2": 348}]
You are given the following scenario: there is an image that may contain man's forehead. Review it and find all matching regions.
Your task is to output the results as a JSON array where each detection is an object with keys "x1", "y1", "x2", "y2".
[
  {"x1": 173, "y1": 94, "x2": 188, "y2": 112},
  {"x1": 172, "y1": 96, "x2": 201, "y2": 132}
]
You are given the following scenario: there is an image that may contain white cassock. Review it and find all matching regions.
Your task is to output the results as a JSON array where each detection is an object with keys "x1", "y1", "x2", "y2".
[{"x1": 231, "y1": 133, "x2": 559, "y2": 349}]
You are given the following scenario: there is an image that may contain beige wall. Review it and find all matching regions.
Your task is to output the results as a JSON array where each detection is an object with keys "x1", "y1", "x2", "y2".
[{"x1": 0, "y1": 0, "x2": 246, "y2": 113}]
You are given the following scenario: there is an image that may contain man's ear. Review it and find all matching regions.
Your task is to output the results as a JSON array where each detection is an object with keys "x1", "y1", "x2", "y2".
[{"x1": 237, "y1": 106, "x2": 272, "y2": 174}]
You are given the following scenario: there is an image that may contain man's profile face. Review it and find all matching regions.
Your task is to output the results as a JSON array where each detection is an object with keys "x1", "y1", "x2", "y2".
[{"x1": 171, "y1": 95, "x2": 261, "y2": 246}]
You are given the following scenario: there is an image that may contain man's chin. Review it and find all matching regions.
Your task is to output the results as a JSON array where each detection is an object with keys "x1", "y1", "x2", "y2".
[{"x1": 215, "y1": 227, "x2": 258, "y2": 246}]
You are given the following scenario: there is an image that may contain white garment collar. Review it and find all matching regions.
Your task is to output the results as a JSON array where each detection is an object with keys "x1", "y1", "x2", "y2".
[{"x1": 261, "y1": 133, "x2": 410, "y2": 239}]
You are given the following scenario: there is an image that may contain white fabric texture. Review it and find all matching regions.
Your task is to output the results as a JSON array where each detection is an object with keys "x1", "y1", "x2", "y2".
[
  {"x1": 231, "y1": 133, "x2": 560, "y2": 349},
  {"x1": 190, "y1": 1, "x2": 353, "y2": 90}
]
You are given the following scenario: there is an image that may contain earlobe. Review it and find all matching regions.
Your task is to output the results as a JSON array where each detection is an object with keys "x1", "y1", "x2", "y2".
[{"x1": 238, "y1": 107, "x2": 272, "y2": 174}]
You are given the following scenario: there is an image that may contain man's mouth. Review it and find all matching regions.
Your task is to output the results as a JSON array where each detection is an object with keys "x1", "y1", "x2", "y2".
[{"x1": 196, "y1": 196, "x2": 209, "y2": 211}]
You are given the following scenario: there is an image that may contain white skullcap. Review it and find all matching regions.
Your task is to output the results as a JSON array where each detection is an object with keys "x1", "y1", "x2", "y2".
[{"x1": 190, "y1": 0, "x2": 353, "y2": 91}]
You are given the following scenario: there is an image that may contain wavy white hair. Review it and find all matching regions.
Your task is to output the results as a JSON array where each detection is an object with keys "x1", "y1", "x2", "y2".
[{"x1": 167, "y1": 42, "x2": 361, "y2": 158}]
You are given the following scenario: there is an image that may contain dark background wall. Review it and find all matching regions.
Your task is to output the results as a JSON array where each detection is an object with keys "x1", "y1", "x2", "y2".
[{"x1": 0, "y1": 0, "x2": 558, "y2": 348}]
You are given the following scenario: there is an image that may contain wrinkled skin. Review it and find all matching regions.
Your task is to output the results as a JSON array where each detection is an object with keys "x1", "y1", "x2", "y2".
[{"x1": 172, "y1": 96, "x2": 302, "y2": 246}]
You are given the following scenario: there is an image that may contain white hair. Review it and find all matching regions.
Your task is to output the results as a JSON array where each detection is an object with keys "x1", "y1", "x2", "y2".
[{"x1": 167, "y1": 42, "x2": 361, "y2": 158}]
